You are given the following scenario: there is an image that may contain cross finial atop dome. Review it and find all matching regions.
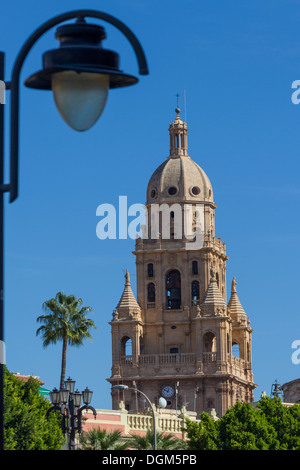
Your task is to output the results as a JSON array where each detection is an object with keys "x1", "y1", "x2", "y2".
[
  {"x1": 175, "y1": 93, "x2": 181, "y2": 116},
  {"x1": 169, "y1": 95, "x2": 188, "y2": 157}
]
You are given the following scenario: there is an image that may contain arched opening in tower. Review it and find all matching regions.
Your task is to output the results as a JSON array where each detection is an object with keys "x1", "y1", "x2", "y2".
[{"x1": 166, "y1": 269, "x2": 181, "y2": 310}]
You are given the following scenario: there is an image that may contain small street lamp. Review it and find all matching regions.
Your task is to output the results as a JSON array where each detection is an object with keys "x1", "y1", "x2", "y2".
[
  {"x1": 112, "y1": 384, "x2": 164, "y2": 450},
  {"x1": 0, "y1": 9, "x2": 148, "y2": 450},
  {"x1": 47, "y1": 377, "x2": 97, "y2": 450}
]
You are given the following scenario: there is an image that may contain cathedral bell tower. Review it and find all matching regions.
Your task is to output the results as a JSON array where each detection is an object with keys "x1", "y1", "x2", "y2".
[{"x1": 107, "y1": 108, "x2": 256, "y2": 417}]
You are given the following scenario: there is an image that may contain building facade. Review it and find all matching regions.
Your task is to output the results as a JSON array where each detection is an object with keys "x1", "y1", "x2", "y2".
[
  {"x1": 281, "y1": 379, "x2": 300, "y2": 404},
  {"x1": 107, "y1": 109, "x2": 256, "y2": 417}
]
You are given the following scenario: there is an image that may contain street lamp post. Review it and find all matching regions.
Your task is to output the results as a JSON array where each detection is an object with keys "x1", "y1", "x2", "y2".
[
  {"x1": 47, "y1": 377, "x2": 97, "y2": 450},
  {"x1": 0, "y1": 9, "x2": 148, "y2": 450},
  {"x1": 112, "y1": 385, "x2": 161, "y2": 450}
]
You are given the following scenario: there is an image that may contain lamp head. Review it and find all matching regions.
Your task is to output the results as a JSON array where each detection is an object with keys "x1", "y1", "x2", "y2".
[
  {"x1": 59, "y1": 387, "x2": 70, "y2": 404},
  {"x1": 64, "y1": 376, "x2": 76, "y2": 394},
  {"x1": 82, "y1": 386, "x2": 93, "y2": 405},
  {"x1": 73, "y1": 389, "x2": 83, "y2": 407},
  {"x1": 24, "y1": 17, "x2": 138, "y2": 131},
  {"x1": 49, "y1": 387, "x2": 60, "y2": 405},
  {"x1": 112, "y1": 384, "x2": 129, "y2": 391}
]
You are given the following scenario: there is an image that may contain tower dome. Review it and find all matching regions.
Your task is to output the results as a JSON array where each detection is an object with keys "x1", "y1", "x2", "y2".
[{"x1": 146, "y1": 109, "x2": 215, "y2": 206}]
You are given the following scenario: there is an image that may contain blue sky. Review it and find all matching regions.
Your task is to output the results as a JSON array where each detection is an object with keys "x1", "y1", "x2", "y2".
[{"x1": 1, "y1": 0, "x2": 300, "y2": 409}]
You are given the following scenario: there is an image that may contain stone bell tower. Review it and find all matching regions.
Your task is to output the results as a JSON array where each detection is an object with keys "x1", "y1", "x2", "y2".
[{"x1": 107, "y1": 108, "x2": 256, "y2": 417}]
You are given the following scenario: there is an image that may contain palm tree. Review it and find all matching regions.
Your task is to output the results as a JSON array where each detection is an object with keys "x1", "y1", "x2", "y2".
[
  {"x1": 128, "y1": 429, "x2": 186, "y2": 450},
  {"x1": 79, "y1": 428, "x2": 130, "y2": 450},
  {"x1": 36, "y1": 291, "x2": 96, "y2": 389}
]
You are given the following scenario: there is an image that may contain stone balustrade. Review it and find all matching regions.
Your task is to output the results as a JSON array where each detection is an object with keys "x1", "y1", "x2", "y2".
[
  {"x1": 82, "y1": 404, "x2": 201, "y2": 440},
  {"x1": 120, "y1": 352, "x2": 251, "y2": 381}
]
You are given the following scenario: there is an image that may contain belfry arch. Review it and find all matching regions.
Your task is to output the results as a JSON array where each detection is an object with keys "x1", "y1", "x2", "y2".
[{"x1": 166, "y1": 269, "x2": 181, "y2": 310}]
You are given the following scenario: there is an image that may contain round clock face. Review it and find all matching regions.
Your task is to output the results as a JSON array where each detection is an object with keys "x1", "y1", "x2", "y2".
[{"x1": 161, "y1": 385, "x2": 174, "y2": 398}]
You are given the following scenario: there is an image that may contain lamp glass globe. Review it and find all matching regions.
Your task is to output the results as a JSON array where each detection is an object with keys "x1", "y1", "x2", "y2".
[{"x1": 52, "y1": 70, "x2": 109, "y2": 131}]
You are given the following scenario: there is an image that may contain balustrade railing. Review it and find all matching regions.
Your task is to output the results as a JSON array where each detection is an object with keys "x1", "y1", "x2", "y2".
[
  {"x1": 127, "y1": 414, "x2": 153, "y2": 431},
  {"x1": 139, "y1": 353, "x2": 196, "y2": 365},
  {"x1": 121, "y1": 355, "x2": 133, "y2": 365},
  {"x1": 83, "y1": 407, "x2": 198, "y2": 439},
  {"x1": 120, "y1": 353, "x2": 196, "y2": 366},
  {"x1": 203, "y1": 352, "x2": 217, "y2": 362},
  {"x1": 120, "y1": 353, "x2": 249, "y2": 378}
]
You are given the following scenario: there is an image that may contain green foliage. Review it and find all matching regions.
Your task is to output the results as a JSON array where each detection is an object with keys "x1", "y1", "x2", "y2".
[
  {"x1": 128, "y1": 429, "x2": 186, "y2": 450},
  {"x1": 36, "y1": 291, "x2": 96, "y2": 389},
  {"x1": 257, "y1": 396, "x2": 300, "y2": 450},
  {"x1": 185, "y1": 397, "x2": 300, "y2": 451},
  {"x1": 184, "y1": 412, "x2": 219, "y2": 450},
  {"x1": 217, "y1": 401, "x2": 278, "y2": 450},
  {"x1": 79, "y1": 428, "x2": 130, "y2": 450},
  {"x1": 80, "y1": 426, "x2": 187, "y2": 451},
  {"x1": 4, "y1": 367, "x2": 65, "y2": 450}
]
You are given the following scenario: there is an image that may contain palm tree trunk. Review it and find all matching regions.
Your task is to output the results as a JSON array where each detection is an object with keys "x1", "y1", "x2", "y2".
[{"x1": 60, "y1": 334, "x2": 67, "y2": 390}]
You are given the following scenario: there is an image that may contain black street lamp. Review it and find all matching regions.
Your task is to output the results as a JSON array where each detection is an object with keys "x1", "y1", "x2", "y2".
[
  {"x1": 47, "y1": 377, "x2": 97, "y2": 450},
  {"x1": 0, "y1": 9, "x2": 148, "y2": 451},
  {"x1": 25, "y1": 18, "x2": 141, "y2": 131}
]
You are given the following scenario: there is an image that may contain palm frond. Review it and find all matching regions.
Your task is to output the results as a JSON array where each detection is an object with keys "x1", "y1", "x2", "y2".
[
  {"x1": 79, "y1": 428, "x2": 130, "y2": 450},
  {"x1": 36, "y1": 291, "x2": 97, "y2": 383}
]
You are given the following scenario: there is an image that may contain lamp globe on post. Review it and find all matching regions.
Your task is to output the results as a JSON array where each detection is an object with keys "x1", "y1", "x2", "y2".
[
  {"x1": 24, "y1": 17, "x2": 139, "y2": 131},
  {"x1": 82, "y1": 387, "x2": 93, "y2": 405},
  {"x1": 59, "y1": 387, "x2": 70, "y2": 404},
  {"x1": 49, "y1": 387, "x2": 60, "y2": 405},
  {"x1": 64, "y1": 377, "x2": 76, "y2": 394},
  {"x1": 73, "y1": 389, "x2": 83, "y2": 408}
]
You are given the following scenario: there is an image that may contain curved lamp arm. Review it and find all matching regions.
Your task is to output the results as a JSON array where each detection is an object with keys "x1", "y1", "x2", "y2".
[
  {"x1": 77, "y1": 404, "x2": 97, "y2": 434},
  {"x1": 5, "y1": 9, "x2": 149, "y2": 202},
  {"x1": 46, "y1": 403, "x2": 61, "y2": 419},
  {"x1": 46, "y1": 404, "x2": 68, "y2": 434},
  {"x1": 121, "y1": 386, "x2": 157, "y2": 450}
]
